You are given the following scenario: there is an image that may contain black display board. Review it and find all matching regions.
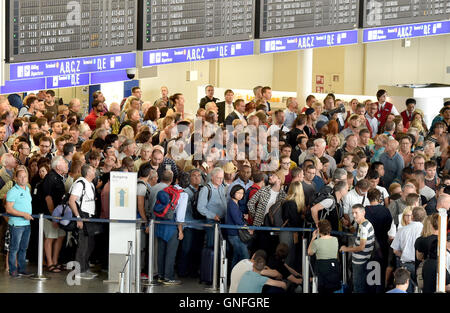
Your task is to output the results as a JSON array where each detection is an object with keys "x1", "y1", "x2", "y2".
[
  {"x1": 362, "y1": 0, "x2": 450, "y2": 28},
  {"x1": 141, "y1": 0, "x2": 255, "y2": 50},
  {"x1": 259, "y1": 0, "x2": 359, "y2": 39},
  {"x1": 7, "y1": 0, "x2": 137, "y2": 63}
]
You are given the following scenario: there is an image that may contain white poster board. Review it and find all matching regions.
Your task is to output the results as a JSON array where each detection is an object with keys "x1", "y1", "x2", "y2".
[{"x1": 109, "y1": 171, "x2": 137, "y2": 254}]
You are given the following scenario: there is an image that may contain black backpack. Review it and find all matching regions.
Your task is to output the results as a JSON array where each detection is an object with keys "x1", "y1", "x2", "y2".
[
  {"x1": 188, "y1": 184, "x2": 212, "y2": 220},
  {"x1": 264, "y1": 200, "x2": 287, "y2": 228},
  {"x1": 137, "y1": 180, "x2": 152, "y2": 219},
  {"x1": 305, "y1": 186, "x2": 336, "y2": 226}
]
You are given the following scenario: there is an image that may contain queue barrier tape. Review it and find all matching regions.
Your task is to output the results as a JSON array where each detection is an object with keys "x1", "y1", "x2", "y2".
[{"x1": 0, "y1": 213, "x2": 355, "y2": 237}]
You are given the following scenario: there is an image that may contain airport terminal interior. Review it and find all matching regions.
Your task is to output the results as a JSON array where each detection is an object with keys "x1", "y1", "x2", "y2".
[{"x1": 0, "y1": 1, "x2": 450, "y2": 294}]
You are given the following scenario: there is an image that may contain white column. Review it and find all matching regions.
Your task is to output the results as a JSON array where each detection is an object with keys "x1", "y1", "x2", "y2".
[
  {"x1": 437, "y1": 208, "x2": 448, "y2": 293},
  {"x1": 296, "y1": 49, "x2": 313, "y2": 107}
]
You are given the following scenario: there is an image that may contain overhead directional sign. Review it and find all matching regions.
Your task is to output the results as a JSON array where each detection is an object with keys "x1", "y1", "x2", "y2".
[
  {"x1": 260, "y1": 30, "x2": 359, "y2": 54},
  {"x1": 363, "y1": 20, "x2": 450, "y2": 43},
  {"x1": 0, "y1": 78, "x2": 46, "y2": 94},
  {"x1": 143, "y1": 41, "x2": 254, "y2": 67},
  {"x1": 9, "y1": 52, "x2": 136, "y2": 81}
]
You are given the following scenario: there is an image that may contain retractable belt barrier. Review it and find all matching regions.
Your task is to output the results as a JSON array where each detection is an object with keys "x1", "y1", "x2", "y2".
[
  {"x1": 0, "y1": 213, "x2": 356, "y2": 237},
  {"x1": 1, "y1": 213, "x2": 355, "y2": 293}
]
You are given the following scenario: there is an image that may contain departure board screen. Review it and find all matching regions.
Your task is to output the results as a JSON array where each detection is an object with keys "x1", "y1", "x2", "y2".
[
  {"x1": 142, "y1": 0, "x2": 255, "y2": 50},
  {"x1": 259, "y1": 0, "x2": 359, "y2": 39},
  {"x1": 7, "y1": 0, "x2": 137, "y2": 63},
  {"x1": 363, "y1": 0, "x2": 450, "y2": 28}
]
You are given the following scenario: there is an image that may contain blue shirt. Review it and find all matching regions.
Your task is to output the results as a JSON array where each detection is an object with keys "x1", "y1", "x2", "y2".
[
  {"x1": 379, "y1": 152, "x2": 404, "y2": 188},
  {"x1": 386, "y1": 288, "x2": 407, "y2": 293},
  {"x1": 226, "y1": 199, "x2": 245, "y2": 236},
  {"x1": 283, "y1": 109, "x2": 297, "y2": 131},
  {"x1": 197, "y1": 182, "x2": 227, "y2": 220},
  {"x1": 237, "y1": 270, "x2": 269, "y2": 293},
  {"x1": 183, "y1": 185, "x2": 203, "y2": 230},
  {"x1": 6, "y1": 184, "x2": 32, "y2": 226}
]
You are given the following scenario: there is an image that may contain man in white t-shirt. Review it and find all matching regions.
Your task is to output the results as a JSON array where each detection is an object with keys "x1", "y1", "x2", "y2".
[
  {"x1": 68, "y1": 164, "x2": 97, "y2": 280},
  {"x1": 342, "y1": 179, "x2": 371, "y2": 227}
]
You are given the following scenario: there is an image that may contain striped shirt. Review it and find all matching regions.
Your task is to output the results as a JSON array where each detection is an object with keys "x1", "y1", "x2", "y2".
[{"x1": 352, "y1": 220, "x2": 375, "y2": 265}]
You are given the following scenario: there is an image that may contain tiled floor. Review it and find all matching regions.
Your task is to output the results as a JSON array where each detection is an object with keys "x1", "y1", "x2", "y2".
[{"x1": 0, "y1": 256, "x2": 214, "y2": 293}]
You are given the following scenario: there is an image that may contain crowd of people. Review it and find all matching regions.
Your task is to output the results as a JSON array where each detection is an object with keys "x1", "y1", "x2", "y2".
[{"x1": 0, "y1": 85, "x2": 449, "y2": 293}]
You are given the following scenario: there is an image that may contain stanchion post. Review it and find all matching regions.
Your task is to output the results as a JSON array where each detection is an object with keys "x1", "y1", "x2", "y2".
[
  {"x1": 437, "y1": 208, "x2": 448, "y2": 293},
  {"x1": 212, "y1": 223, "x2": 220, "y2": 291},
  {"x1": 118, "y1": 272, "x2": 125, "y2": 293},
  {"x1": 30, "y1": 214, "x2": 49, "y2": 281},
  {"x1": 145, "y1": 219, "x2": 158, "y2": 290},
  {"x1": 220, "y1": 239, "x2": 227, "y2": 293},
  {"x1": 302, "y1": 238, "x2": 308, "y2": 293},
  {"x1": 127, "y1": 241, "x2": 133, "y2": 293},
  {"x1": 135, "y1": 226, "x2": 141, "y2": 293},
  {"x1": 312, "y1": 276, "x2": 318, "y2": 293},
  {"x1": 342, "y1": 251, "x2": 347, "y2": 285}
]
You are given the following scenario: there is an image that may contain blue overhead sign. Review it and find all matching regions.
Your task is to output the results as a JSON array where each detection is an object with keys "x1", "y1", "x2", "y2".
[
  {"x1": 9, "y1": 52, "x2": 136, "y2": 81},
  {"x1": 260, "y1": 30, "x2": 359, "y2": 54},
  {"x1": 0, "y1": 78, "x2": 46, "y2": 94},
  {"x1": 46, "y1": 74, "x2": 90, "y2": 89},
  {"x1": 142, "y1": 41, "x2": 254, "y2": 67},
  {"x1": 363, "y1": 20, "x2": 450, "y2": 43}
]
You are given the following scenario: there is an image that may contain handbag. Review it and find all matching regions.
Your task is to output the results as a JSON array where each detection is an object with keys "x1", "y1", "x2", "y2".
[{"x1": 238, "y1": 228, "x2": 254, "y2": 243}]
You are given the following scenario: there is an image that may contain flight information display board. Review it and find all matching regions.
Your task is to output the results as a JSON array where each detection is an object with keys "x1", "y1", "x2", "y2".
[
  {"x1": 7, "y1": 0, "x2": 137, "y2": 63},
  {"x1": 259, "y1": 0, "x2": 359, "y2": 39},
  {"x1": 362, "y1": 0, "x2": 450, "y2": 28},
  {"x1": 142, "y1": 0, "x2": 255, "y2": 50}
]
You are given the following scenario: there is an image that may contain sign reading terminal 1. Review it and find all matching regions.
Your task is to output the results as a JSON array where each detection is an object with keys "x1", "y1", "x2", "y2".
[
  {"x1": 363, "y1": 20, "x2": 450, "y2": 43},
  {"x1": 142, "y1": 41, "x2": 254, "y2": 67},
  {"x1": 260, "y1": 30, "x2": 359, "y2": 54}
]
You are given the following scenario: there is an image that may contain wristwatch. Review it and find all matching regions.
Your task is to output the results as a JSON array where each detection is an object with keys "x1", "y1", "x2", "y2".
[{"x1": 76, "y1": 215, "x2": 81, "y2": 219}]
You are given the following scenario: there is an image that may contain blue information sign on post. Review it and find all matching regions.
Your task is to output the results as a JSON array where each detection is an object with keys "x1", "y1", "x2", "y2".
[
  {"x1": 363, "y1": 20, "x2": 450, "y2": 43},
  {"x1": 260, "y1": 30, "x2": 359, "y2": 54},
  {"x1": 9, "y1": 52, "x2": 136, "y2": 81},
  {"x1": 142, "y1": 41, "x2": 254, "y2": 67}
]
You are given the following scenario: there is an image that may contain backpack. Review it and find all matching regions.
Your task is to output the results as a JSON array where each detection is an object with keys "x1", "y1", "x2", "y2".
[
  {"x1": 137, "y1": 180, "x2": 152, "y2": 219},
  {"x1": 263, "y1": 200, "x2": 287, "y2": 228},
  {"x1": 187, "y1": 185, "x2": 212, "y2": 220},
  {"x1": 154, "y1": 186, "x2": 183, "y2": 220},
  {"x1": 52, "y1": 180, "x2": 86, "y2": 232},
  {"x1": 0, "y1": 181, "x2": 16, "y2": 214},
  {"x1": 305, "y1": 186, "x2": 337, "y2": 226}
]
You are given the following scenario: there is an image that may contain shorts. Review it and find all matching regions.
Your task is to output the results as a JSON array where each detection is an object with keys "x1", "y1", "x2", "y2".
[{"x1": 43, "y1": 218, "x2": 66, "y2": 239}]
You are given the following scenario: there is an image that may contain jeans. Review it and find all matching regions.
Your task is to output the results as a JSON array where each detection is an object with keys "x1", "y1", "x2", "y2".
[
  {"x1": 228, "y1": 235, "x2": 249, "y2": 269},
  {"x1": 157, "y1": 232, "x2": 179, "y2": 280},
  {"x1": 352, "y1": 261, "x2": 368, "y2": 293},
  {"x1": 8, "y1": 225, "x2": 31, "y2": 274},
  {"x1": 178, "y1": 228, "x2": 204, "y2": 277}
]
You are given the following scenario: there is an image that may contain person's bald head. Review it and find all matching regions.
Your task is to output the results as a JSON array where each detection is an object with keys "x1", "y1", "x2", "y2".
[
  {"x1": 437, "y1": 193, "x2": 450, "y2": 211},
  {"x1": 109, "y1": 102, "x2": 120, "y2": 116}
]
